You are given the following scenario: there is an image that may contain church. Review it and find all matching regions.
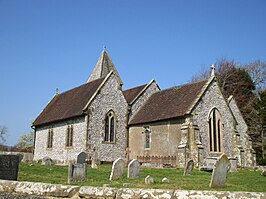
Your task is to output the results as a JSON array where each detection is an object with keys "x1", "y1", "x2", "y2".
[{"x1": 33, "y1": 49, "x2": 256, "y2": 168}]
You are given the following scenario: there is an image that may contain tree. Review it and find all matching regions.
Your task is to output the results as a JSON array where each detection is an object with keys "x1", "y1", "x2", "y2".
[
  {"x1": 16, "y1": 131, "x2": 34, "y2": 150},
  {"x1": 0, "y1": 125, "x2": 7, "y2": 145}
]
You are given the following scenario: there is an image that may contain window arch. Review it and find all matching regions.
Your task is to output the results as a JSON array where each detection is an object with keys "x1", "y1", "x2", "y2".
[
  {"x1": 208, "y1": 108, "x2": 222, "y2": 152},
  {"x1": 104, "y1": 110, "x2": 116, "y2": 142}
]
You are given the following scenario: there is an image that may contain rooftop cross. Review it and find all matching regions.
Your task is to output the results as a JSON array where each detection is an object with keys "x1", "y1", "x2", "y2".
[{"x1": 211, "y1": 64, "x2": 215, "y2": 76}]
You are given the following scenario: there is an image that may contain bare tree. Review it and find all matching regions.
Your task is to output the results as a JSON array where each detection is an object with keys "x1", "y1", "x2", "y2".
[{"x1": 0, "y1": 125, "x2": 7, "y2": 145}]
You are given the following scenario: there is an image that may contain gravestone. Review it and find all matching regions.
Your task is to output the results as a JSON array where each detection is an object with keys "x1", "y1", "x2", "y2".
[
  {"x1": 91, "y1": 148, "x2": 99, "y2": 169},
  {"x1": 183, "y1": 159, "x2": 194, "y2": 176},
  {"x1": 162, "y1": 177, "x2": 169, "y2": 183},
  {"x1": 42, "y1": 157, "x2": 53, "y2": 165},
  {"x1": 68, "y1": 163, "x2": 87, "y2": 183},
  {"x1": 109, "y1": 158, "x2": 125, "y2": 180},
  {"x1": 124, "y1": 147, "x2": 131, "y2": 166},
  {"x1": 209, "y1": 154, "x2": 230, "y2": 188},
  {"x1": 77, "y1": 152, "x2": 87, "y2": 164},
  {"x1": 145, "y1": 175, "x2": 154, "y2": 184},
  {"x1": 127, "y1": 159, "x2": 140, "y2": 178},
  {"x1": 0, "y1": 155, "x2": 19, "y2": 180}
]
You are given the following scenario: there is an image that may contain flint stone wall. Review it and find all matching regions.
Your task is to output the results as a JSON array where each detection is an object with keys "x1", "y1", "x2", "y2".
[
  {"x1": 86, "y1": 73, "x2": 128, "y2": 162},
  {"x1": 192, "y1": 80, "x2": 235, "y2": 159},
  {"x1": 34, "y1": 117, "x2": 86, "y2": 164},
  {"x1": 0, "y1": 180, "x2": 265, "y2": 199},
  {"x1": 129, "y1": 81, "x2": 160, "y2": 119}
]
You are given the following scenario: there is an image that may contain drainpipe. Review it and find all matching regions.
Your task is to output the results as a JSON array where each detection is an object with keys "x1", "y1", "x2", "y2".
[
  {"x1": 126, "y1": 106, "x2": 132, "y2": 148},
  {"x1": 31, "y1": 125, "x2": 36, "y2": 155}
]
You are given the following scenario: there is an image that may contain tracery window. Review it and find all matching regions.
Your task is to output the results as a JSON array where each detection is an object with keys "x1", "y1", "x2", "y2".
[
  {"x1": 144, "y1": 126, "x2": 151, "y2": 149},
  {"x1": 47, "y1": 128, "x2": 53, "y2": 148},
  {"x1": 66, "y1": 125, "x2": 73, "y2": 147},
  {"x1": 104, "y1": 110, "x2": 116, "y2": 142},
  {"x1": 208, "y1": 108, "x2": 222, "y2": 152}
]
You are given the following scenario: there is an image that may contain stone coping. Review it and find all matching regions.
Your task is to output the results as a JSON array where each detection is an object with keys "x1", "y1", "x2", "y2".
[{"x1": 0, "y1": 180, "x2": 265, "y2": 199}]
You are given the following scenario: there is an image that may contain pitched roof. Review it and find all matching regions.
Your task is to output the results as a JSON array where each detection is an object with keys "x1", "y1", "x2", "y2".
[
  {"x1": 123, "y1": 84, "x2": 147, "y2": 104},
  {"x1": 87, "y1": 50, "x2": 123, "y2": 85},
  {"x1": 129, "y1": 80, "x2": 208, "y2": 125},
  {"x1": 33, "y1": 77, "x2": 105, "y2": 126}
]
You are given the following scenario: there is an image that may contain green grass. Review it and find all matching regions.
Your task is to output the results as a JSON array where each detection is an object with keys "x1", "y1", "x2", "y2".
[{"x1": 18, "y1": 163, "x2": 266, "y2": 192}]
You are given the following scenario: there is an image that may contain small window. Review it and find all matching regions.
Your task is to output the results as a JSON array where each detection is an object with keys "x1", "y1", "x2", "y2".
[
  {"x1": 144, "y1": 126, "x2": 151, "y2": 149},
  {"x1": 66, "y1": 125, "x2": 73, "y2": 147},
  {"x1": 47, "y1": 128, "x2": 53, "y2": 148},
  {"x1": 104, "y1": 110, "x2": 116, "y2": 143}
]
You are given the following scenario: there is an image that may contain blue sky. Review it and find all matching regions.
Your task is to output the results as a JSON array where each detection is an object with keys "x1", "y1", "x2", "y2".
[{"x1": 0, "y1": 0, "x2": 266, "y2": 145}]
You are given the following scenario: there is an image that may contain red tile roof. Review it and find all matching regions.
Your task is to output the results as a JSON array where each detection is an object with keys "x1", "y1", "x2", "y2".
[
  {"x1": 123, "y1": 84, "x2": 147, "y2": 104},
  {"x1": 33, "y1": 77, "x2": 105, "y2": 126},
  {"x1": 129, "y1": 80, "x2": 208, "y2": 125}
]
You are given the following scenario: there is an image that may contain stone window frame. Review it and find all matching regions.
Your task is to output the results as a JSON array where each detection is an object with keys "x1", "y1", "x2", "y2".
[
  {"x1": 47, "y1": 128, "x2": 53, "y2": 149},
  {"x1": 208, "y1": 107, "x2": 223, "y2": 153},
  {"x1": 66, "y1": 124, "x2": 74, "y2": 148},
  {"x1": 103, "y1": 110, "x2": 117, "y2": 144},
  {"x1": 143, "y1": 126, "x2": 151, "y2": 150}
]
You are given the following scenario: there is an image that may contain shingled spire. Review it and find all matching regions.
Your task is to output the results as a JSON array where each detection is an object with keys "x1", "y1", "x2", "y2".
[{"x1": 87, "y1": 48, "x2": 123, "y2": 86}]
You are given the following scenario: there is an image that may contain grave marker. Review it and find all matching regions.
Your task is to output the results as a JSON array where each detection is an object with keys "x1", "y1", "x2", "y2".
[
  {"x1": 209, "y1": 154, "x2": 230, "y2": 188},
  {"x1": 68, "y1": 163, "x2": 87, "y2": 183},
  {"x1": 0, "y1": 155, "x2": 19, "y2": 180},
  {"x1": 109, "y1": 158, "x2": 124, "y2": 180},
  {"x1": 183, "y1": 159, "x2": 194, "y2": 176},
  {"x1": 77, "y1": 152, "x2": 87, "y2": 164},
  {"x1": 127, "y1": 159, "x2": 140, "y2": 178}
]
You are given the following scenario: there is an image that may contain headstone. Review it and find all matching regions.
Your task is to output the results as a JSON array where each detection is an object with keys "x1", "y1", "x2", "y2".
[
  {"x1": 183, "y1": 159, "x2": 194, "y2": 176},
  {"x1": 109, "y1": 158, "x2": 125, "y2": 180},
  {"x1": 127, "y1": 159, "x2": 140, "y2": 178},
  {"x1": 162, "y1": 177, "x2": 169, "y2": 183},
  {"x1": 91, "y1": 148, "x2": 99, "y2": 169},
  {"x1": 68, "y1": 163, "x2": 87, "y2": 183},
  {"x1": 22, "y1": 153, "x2": 34, "y2": 163},
  {"x1": 0, "y1": 155, "x2": 19, "y2": 180},
  {"x1": 42, "y1": 157, "x2": 53, "y2": 166},
  {"x1": 123, "y1": 183, "x2": 131, "y2": 187},
  {"x1": 209, "y1": 154, "x2": 230, "y2": 188},
  {"x1": 77, "y1": 152, "x2": 87, "y2": 164},
  {"x1": 145, "y1": 175, "x2": 154, "y2": 184},
  {"x1": 229, "y1": 157, "x2": 237, "y2": 172}
]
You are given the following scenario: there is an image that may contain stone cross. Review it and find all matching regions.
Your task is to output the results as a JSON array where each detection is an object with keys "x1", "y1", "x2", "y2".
[
  {"x1": 124, "y1": 147, "x2": 131, "y2": 166},
  {"x1": 209, "y1": 154, "x2": 230, "y2": 188},
  {"x1": 211, "y1": 64, "x2": 215, "y2": 76}
]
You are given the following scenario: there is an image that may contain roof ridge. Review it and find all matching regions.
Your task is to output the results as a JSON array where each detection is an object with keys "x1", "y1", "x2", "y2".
[
  {"x1": 160, "y1": 79, "x2": 208, "y2": 92},
  {"x1": 58, "y1": 77, "x2": 105, "y2": 96},
  {"x1": 123, "y1": 83, "x2": 148, "y2": 92}
]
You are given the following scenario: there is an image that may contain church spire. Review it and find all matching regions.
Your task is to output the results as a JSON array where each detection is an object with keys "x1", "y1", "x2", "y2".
[{"x1": 86, "y1": 49, "x2": 123, "y2": 86}]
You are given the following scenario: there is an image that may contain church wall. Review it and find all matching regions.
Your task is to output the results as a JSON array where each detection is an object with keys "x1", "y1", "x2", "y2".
[
  {"x1": 33, "y1": 117, "x2": 86, "y2": 164},
  {"x1": 129, "y1": 81, "x2": 159, "y2": 119},
  {"x1": 86, "y1": 73, "x2": 128, "y2": 162},
  {"x1": 191, "y1": 80, "x2": 235, "y2": 159},
  {"x1": 228, "y1": 98, "x2": 255, "y2": 167},
  {"x1": 129, "y1": 118, "x2": 184, "y2": 160}
]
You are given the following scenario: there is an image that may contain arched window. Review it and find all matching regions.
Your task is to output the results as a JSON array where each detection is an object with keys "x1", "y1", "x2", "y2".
[
  {"x1": 208, "y1": 108, "x2": 222, "y2": 152},
  {"x1": 47, "y1": 128, "x2": 53, "y2": 148},
  {"x1": 66, "y1": 125, "x2": 73, "y2": 147},
  {"x1": 104, "y1": 110, "x2": 116, "y2": 142}
]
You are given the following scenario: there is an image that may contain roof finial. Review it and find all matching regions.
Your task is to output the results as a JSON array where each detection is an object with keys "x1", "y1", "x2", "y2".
[
  {"x1": 103, "y1": 45, "x2": 107, "y2": 51},
  {"x1": 56, "y1": 88, "x2": 59, "y2": 95},
  {"x1": 211, "y1": 64, "x2": 215, "y2": 76}
]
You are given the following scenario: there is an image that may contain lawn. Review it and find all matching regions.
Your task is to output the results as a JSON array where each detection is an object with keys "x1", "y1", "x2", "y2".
[{"x1": 18, "y1": 163, "x2": 266, "y2": 192}]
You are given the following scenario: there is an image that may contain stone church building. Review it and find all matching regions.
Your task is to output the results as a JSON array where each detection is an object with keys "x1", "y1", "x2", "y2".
[{"x1": 33, "y1": 49, "x2": 256, "y2": 168}]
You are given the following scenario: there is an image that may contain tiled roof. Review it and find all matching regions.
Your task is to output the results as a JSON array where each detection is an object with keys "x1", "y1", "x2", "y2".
[
  {"x1": 33, "y1": 77, "x2": 105, "y2": 126},
  {"x1": 129, "y1": 80, "x2": 208, "y2": 125},
  {"x1": 123, "y1": 84, "x2": 147, "y2": 104}
]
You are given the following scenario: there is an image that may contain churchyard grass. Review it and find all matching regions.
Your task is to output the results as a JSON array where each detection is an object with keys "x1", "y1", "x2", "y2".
[{"x1": 18, "y1": 163, "x2": 266, "y2": 192}]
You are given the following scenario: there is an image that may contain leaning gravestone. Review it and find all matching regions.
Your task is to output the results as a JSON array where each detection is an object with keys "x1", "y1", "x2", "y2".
[
  {"x1": 145, "y1": 175, "x2": 154, "y2": 184},
  {"x1": 42, "y1": 157, "x2": 53, "y2": 165},
  {"x1": 68, "y1": 163, "x2": 87, "y2": 183},
  {"x1": 0, "y1": 155, "x2": 19, "y2": 180},
  {"x1": 127, "y1": 159, "x2": 140, "y2": 178},
  {"x1": 77, "y1": 152, "x2": 87, "y2": 164},
  {"x1": 109, "y1": 158, "x2": 125, "y2": 180},
  {"x1": 209, "y1": 154, "x2": 230, "y2": 188},
  {"x1": 183, "y1": 159, "x2": 194, "y2": 176}
]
